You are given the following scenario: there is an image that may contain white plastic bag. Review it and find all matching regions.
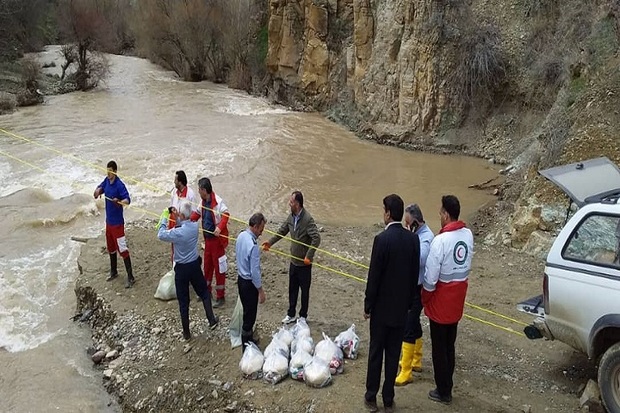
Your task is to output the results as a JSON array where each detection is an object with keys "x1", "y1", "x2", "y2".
[
  {"x1": 315, "y1": 333, "x2": 344, "y2": 375},
  {"x1": 264, "y1": 336, "x2": 289, "y2": 359},
  {"x1": 239, "y1": 342, "x2": 264, "y2": 379},
  {"x1": 274, "y1": 327, "x2": 294, "y2": 347},
  {"x1": 229, "y1": 296, "x2": 243, "y2": 348},
  {"x1": 291, "y1": 317, "x2": 311, "y2": 338},
  {"x1": 291, "y1": 336, "x2": 314, "y2": 355},
  {"x1": 263, "y1": 352, "x2": 289, "y2": 384},
  {"x1": 154, "y1": 270, "x2": 176, "y2": 301},
  {"x1": 303, "y1": 356, "x2": 332, "y2": 388},
  {"x1": 289, "y1": 349, "x2": 313, "y2": 381},
  {"x1": 334, "y1": 324, "x2": 360, "y2": 359}
]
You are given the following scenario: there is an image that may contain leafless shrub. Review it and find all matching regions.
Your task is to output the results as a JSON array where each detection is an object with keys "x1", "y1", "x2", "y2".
[
  {"x1": 228, "y1": 61, "x2": 252, "y2": 91},
  {"x1": 452, "y1": 24, "x2": 506, "y2": 108},
  {"x1": 20, "y1": 57, "x2": 40, "y2": 92}
]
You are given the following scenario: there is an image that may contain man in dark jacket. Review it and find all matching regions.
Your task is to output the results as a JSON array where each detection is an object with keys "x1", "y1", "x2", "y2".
[
  {"x1": 363, "y1": 194, "x2": 420, "y2": 413},
  {"x1": 262, "y1": 190, "x2": 321, "y2": 324}
]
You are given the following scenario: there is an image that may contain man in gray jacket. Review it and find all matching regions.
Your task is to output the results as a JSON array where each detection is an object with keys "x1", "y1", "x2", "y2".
[{"x1": 262, "y1": 191, "x2": 321, "y2": 324}]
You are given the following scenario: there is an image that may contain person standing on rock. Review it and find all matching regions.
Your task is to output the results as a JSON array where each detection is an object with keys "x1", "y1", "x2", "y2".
[
  {"x1": 261, "y1": 190, "x2": 321, "y2": 324},
  {"x1": 423, "y1": 195, "x2": 473, "y2": 405},
  {"x1": 363, "y1": 194, "x2": 420, "y2": 413},
  {"x1": 190, "y1": 177, "x2": 230, "y2": 308},
  {"x1": 93, "y1": 160, "x2": 135, "y2": 288},
  {"x1": 157, "y1": 199, "x2": 219, "y2": 340},
  {"x1": 235, "y1": 212, "x2": 267, "y2": 353},
  {"x1": 395, "y1": 204, "x2": 435, "y2": 386}
]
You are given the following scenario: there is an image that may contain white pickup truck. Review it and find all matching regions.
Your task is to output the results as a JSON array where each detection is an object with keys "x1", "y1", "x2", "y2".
[{"x1": 518, "y1": 157, "x2": 620, "y2": 413}]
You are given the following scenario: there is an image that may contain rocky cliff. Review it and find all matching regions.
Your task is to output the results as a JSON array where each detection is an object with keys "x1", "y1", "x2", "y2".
[{"x1": 264, "y1": 0, "x2": 620, "y2": 250}]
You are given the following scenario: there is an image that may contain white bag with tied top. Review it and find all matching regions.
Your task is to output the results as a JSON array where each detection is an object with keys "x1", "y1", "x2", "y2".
[
  {"x1": 314, "y1": 332, "x2": 344, "y2": 375},
  {"x1": 303, "y1": 356, "x2": 332, "y2": 388},
  {"x1": 334, "y1": 324, "x2": 360, "y2": 359},
  {"x1": 239, "y1": 342, "x2": 264, "y2": 379}
]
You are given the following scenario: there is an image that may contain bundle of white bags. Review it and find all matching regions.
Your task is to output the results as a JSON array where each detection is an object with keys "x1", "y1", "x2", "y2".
[{"x1": 239, "y1": 342, "x2": 264, "y2": 379}]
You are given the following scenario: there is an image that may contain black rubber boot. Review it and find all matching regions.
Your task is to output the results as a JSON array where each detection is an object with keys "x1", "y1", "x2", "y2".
[
  {"x1": 106, "y1": 253, "x2": 118, "y2": 281},
  {"x1": 181, "y1": 314, "x2": 191, "y2": 340},
  {"x1": 202, "y1": 298, "x2": 219, "y2": 329},
  {"x1": 123, "y1": 256, "x2": 135, "y2": 288}
]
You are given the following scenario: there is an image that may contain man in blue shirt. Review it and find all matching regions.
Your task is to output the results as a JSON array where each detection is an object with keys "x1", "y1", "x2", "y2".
[
  {"x1": 235, "y1": 212, "x2": 267, "y2": 352},
  {"x1": 93, "y1": 160, "x2": 134, "y2": 288},
  {"x1": 158, "y1": 200, "x2": 219, "y2": 340},
  {"x1": 395, "y1": 204, "x2": 435, "y2": 386}
]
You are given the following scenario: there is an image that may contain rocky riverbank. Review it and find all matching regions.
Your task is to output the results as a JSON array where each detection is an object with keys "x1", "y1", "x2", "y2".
[{"x1": 75, "y1": 218, "x2": 597, "y2": 412}]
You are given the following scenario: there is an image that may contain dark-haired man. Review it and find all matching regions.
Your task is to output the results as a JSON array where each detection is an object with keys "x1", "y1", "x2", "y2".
[
  {"x1": 262, "y1": 191, "x2": 321, "y2": 324},
  {"x1": 423, "y1": 195, "x2": 473, "y2": 405},
  {"x1": 170, "y1": 170, "x2": 197, "y2": 220},
  {"x1": 363, "y1": 194, "x2": 420, "y2": 413},
  {"x1": 93, "y1": 160, "x2": 134, "y2": 288},
  {"x1": 236, "y1": 213, "x2": 267, "y2": 352},
  {"x1": 191, "y1": 177, "x2": 230, "y2": 308}
]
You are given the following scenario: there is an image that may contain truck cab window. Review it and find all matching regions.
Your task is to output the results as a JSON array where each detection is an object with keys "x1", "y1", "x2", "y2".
[{"x1": 563, "y1": 214, "x2": 620, "y2": 267}]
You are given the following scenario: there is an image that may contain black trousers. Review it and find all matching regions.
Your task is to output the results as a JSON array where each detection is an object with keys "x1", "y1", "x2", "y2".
[
  {"x1": 365, "y1": 318, "x2": 405, "y2": 406},
  {"x1": 238, "y1": 277, "x2": 258, "y2": 337},
  {"x1": 175, "y1": 258, "x2": 216, "y2": 334},
  {"x1": 403, "y1": 284, "x2": 423, "y2": 343},
  {"x1": 287, "y1": 263, "x2": 311, "y2": 318},
  {"x1": 429, "y1": 319, "x2": 459, "y2": 397}
]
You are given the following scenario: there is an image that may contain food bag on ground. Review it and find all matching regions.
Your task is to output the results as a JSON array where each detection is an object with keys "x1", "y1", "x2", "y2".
[
  {"x1": 291, "y1": 335, "x2": 314, "y2": 355},
  {"x1": 153, "y1": 269, "x2": 176, "y2": 301},
  {"x1": 303, "y1": 356, "x2": 333, "y2": 388},
  {"x1": 239, "y1": 342, "x2": 264, "y2": 379},
  {"x1": 289, "y1": 348, "x2": 313, "y2": 381},
  {"x1": 264, "y1": 335, "x2": 290, "y2": 359},
  {"x1": 334, "y1": 324, "x2": 360, "y2": 359},
  {"x1": 274, "y1": 326, "x2": 294, "y2": 347},
  {"x1": 314, "y1": 332, "x2": 344, "y2": 374},
  {"x1": 291, "y1": 317, "x2": 311, "y2": 338},
  {"x1": 263, "y1": 351, "x2": 289, "y2": 384}
]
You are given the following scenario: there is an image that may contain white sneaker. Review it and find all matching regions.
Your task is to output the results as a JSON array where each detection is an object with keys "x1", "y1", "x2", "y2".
[{"x1": 282, "y1": 315, "x2": 296, "y2": 324}]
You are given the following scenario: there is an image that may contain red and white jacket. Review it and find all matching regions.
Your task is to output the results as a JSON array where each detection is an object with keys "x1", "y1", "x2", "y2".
[
  {"x1": 190, "y1": 192, "x2": 230, "y2": 248},
  {"x1": 422, "y1": 221, "x2": 473, "y2": 324}
]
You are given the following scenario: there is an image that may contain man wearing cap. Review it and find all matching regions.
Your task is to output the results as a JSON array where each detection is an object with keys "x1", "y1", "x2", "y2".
[{"x1": 395, "y1": 204, "x2": 434, "y2": 385}]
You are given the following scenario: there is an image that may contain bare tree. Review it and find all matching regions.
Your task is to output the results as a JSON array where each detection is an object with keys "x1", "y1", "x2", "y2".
[{"x1": 57, "y1": 0, "x2": 113, "y2": 90}]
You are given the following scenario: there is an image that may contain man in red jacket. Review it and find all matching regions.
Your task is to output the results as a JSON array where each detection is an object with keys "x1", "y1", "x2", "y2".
[
  {"x1": 191, "y1": 177, "x2": 230, "y2": 308},
  {"x1": 422, "y1": 195, "x2": 474, "y2": 405}
]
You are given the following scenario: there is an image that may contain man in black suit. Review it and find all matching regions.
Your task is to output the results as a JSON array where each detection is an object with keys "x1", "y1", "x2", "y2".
[{"x1": 363, "y1": 194, "x2": 421, "y2": 413}]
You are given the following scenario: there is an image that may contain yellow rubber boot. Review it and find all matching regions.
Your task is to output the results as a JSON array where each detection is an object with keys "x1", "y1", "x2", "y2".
[
  {"x1": 411, "y1": 338, "x2": 423, "y2": 372},
  {"x1": 395, "y1": 342, "x2": 415, "y2": 386}
]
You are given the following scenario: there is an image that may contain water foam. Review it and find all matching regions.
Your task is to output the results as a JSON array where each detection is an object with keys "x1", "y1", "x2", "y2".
[
  {"x1": 215, "y1": 96, "x2": 290, "y2": 116},
  {"x1": 0, "y1": 240, "x2": 82, "y2": 352}
]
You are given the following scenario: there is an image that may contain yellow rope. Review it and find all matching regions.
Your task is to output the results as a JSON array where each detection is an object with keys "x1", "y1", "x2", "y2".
[{"x1": 0, "y1": 132, "x2": 529, "y2": 339}]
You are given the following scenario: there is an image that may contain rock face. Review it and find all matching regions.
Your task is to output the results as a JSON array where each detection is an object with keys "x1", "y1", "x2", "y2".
[{"x1": 266, "y1": 0, "x2": 482, "y2": 133}]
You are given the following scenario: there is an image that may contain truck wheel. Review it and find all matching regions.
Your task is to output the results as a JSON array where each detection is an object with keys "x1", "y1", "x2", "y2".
[{"x1": 599, "y1": 342, "x2": 620, "y2": 413}]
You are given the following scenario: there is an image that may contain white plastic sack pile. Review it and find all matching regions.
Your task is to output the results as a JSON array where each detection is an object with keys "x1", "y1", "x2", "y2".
[
  {"x1": 334, "y1": 324, "x2": 360, "y2": 359},
  {"x1": 289, "y1": 349, "x2": 313, "y2": 381},
  {"x1": 315, "y1": 332, "x2": 344, "y2": 375},
  {"x1": 239, "y1": 342, "x2": 264, "y2": 379},
  {"x1": 154, "y1": 270, "x2": 176, "y2": 301},
  {"x1": 303, "y1": 356, "x2": 332, "y2": 388}
]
